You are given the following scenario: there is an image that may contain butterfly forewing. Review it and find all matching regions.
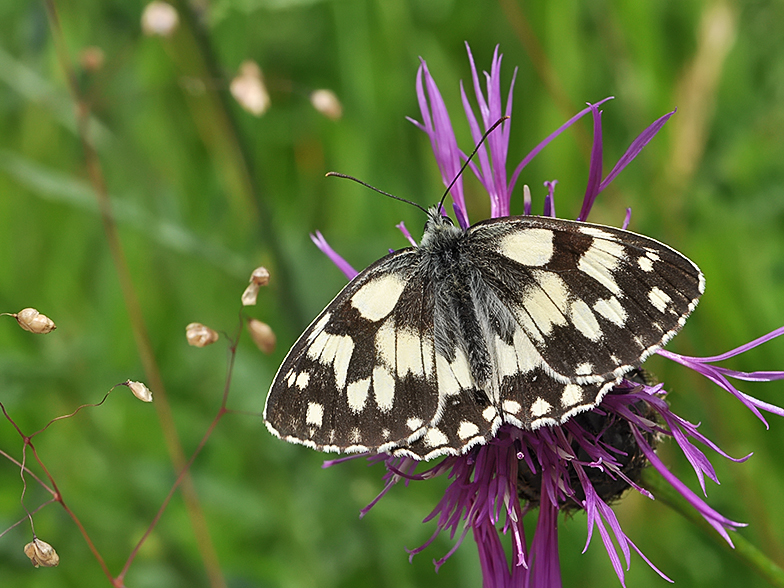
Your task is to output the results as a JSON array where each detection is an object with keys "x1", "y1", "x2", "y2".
[
  {"x1": 265, "y1": 213, "x2": 704, "y2": 460},
  {"x1": 467, "y1": 216, "x2": 703, "y2": 383},
  {"x1": 265, "y1": 249, "x2": 442, "y2": 454}
]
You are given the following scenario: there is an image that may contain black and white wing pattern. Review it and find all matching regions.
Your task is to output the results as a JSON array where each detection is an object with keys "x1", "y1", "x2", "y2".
[{"x1": 264, "y1": 210, "x2": 704, "y2": 460}]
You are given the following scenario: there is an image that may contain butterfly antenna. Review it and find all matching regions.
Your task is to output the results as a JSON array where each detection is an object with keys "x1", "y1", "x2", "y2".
[
  {"x1": 437, "y1": 115, "x2": 510, "y2": 213},
  {"x1": 325, "y1": 172, "x2": 428, "y2": 215}
]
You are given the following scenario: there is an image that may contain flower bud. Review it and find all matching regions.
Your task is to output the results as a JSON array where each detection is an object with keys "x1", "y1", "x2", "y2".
[
  {"x1": 242, "y1": 267, "x2": 270, "y2": 306},
  {"x1": 24, "y1": 538, "x2": 59, "y2": 568},
  {"x1": 230, "y1": 60, "x2": 270, "y2": 117},
  {"x1": 127, "y1": 380, "x2": 153, "y2": 402},
  {"x1": 141, "y1": 1, "x2": 179, "y2": 37},
  {"x1": 310, "y1": 89, "x2": 343, "y2": 120},
  {"x1": 186, "y1": 322, "x2": 220, "y2": 347},
  {"x1": 15, "y1": 308, "x2": 56, "y2": 334},
  {"x1": 248, "y1": 319, "x2": 276, "y2": 354}
]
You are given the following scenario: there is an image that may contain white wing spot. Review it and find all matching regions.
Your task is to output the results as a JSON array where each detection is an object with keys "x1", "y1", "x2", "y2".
[
  {"x1": 424, "y1": 428, "x2": 449, "y2": 448},
  {"x1": 307, "y1": 313, "x2": 330, "y2": 343},
  {"x1": 372, "y1": 366, "x2": 395, "y2": 411},
  {"x1": 331, "y1": 337, "x2": 354, "y2": 390},
  {"x1": 638, "y1": 256, "x2": 654, "y2": 272},
  {"x1": 436, "y1": 354, "x2": 461, "y2": 397},
  {"x1": 349, "y1": 428, "x2": 361, "y2": 443},
  {"x1": 513, "y1": 305, "x2": 545, "y2": 345},
  {"x1": 502, "y1": 400, "x2": 522, "y2": 414},
  {"x1": 593, "y1": 297, "x2": 627, "y2": 326},
  {"x1": 569, "y1": 298, "x2": 602, "y2": 341},
  {"x1": 295, "y1": 371, "x2": 311, "y2": 389},
  {"x1": 305, "y1": 402, "x2": 323, "y2": 427},
  {"x1": 457, "y1": 420, "x2": 480, "y2": 440},
  {"x1": 397, "y1": 327, "x2": 425, "y2": 378},
  {"x1": 523, "y1": 280, "x2": 568, "y2": 336},
  {"x1": 375, "y1": 319, "x2": 396, "y2": 367},
  {"x1": 494, "y1": 331, "x2": 540, "y2": 379},
  {"x1": 351, "y1": 273, "x2": 407, "y2": 321},
  {"x1": 531, "y1": 397, "x2": 552, "y2": 417},
  {"x1": 286, "y1": 370, "x2": 296, "y2": 387},
  {"x1": 449, "y1": 348, "x2": 473, "y2": 391},
  {"x1": 578, "y1": 240, "x2": 624, "y2": 295},
  {"x1": 646, "y1": 250, "x2": 661, "y2": 262},
  {"x1": 579, "y1": 226, "x2": 616, "y2": 240},
  {"x1": 648, "y1": 286, "x2": 672, "y2": 313},
  {"x1": 482, "y1": 406, "x2": 497, "y2": 422},
  {"x1": 575, "y1": 362, "x2": 594, "y2": 375},
  {"x1": 381, "y1": 428, "x2": 391, "y2": 439},
  {"x1": 407, "y1": 417, "x2": 423, "y2": 431},
  {"x1": 307, "y1": 331, "x2": 354, "y2": 389},
  {"x1": 346, "y1": 377, "x2": 370, "y2": 413},
  {"x1": 561, "y1": 384, "x2": 583, "y2": 407},
  {"x1": 497, "y1": 228, "x2": 554, "y2": 266}
]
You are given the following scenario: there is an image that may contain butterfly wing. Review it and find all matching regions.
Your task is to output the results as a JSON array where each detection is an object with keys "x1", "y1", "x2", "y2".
[
  {"x1": 465, "y1": 215, "x2": 704, "y2": 428},
  {"x1": 265, "y1": 248, "x2": 446, "y2": 455}
]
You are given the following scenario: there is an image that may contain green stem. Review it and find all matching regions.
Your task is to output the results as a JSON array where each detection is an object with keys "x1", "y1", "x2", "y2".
[{"x1": 641, "y1": 467, "x2": 784, "y2": 587}]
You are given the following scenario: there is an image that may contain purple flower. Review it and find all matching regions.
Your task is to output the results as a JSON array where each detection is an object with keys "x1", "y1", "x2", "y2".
[{"x1": 317, "y1": 45, "x2": 784, "y2": 587}]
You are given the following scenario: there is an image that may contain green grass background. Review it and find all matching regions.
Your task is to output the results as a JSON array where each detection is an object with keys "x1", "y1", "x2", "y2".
[{"x1": 1, "y1": 0, "x2": 783, "y2": 587}]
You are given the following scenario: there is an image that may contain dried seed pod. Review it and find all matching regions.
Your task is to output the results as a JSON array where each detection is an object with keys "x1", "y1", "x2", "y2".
[
  {"x1": 186, "y1": 322, "x2": 220, "y2": 347},
  {"x1": 24, "y1": 538, "x2": 60, "y2": 568},
  {"x1": 141, "y1": 1, "x2": 179, "y2": 37},
  {"x1": 230, "y1": 61, "x2": 270, "y2": 116},
  {"x1": 15, "y1": 308, "x2": 56, "y2": 334},
  {"x1": 248, "y1": 319, "x2": 276, "y2": 354},
  {"x1": 310, "y1": 89, "x2": 343, "y2": 120},
  {"x1": 127, "y1": 380, "x2": 153, "y2": 402}
]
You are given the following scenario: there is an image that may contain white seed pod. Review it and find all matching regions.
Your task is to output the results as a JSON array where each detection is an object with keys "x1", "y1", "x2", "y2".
[
  {"x1": 141, "y1": 1, "x2": 179, "y2": 37},
  {"x1": 127, "y1": 380, "x2": 153, "y2": 402},
  {"x1": 248, "y1": 319, "x2": 276, "y2": 354},
  {"x1": 15, "y1": 308, "x2": 56, "y2": 334},
  {"x1": 230, "y1": 61, "x2": 270, "y2": 116},
  {"x1": 186, "y1": 322, "x2": 220, "y2": 347},
  {"x1": 310, "y1": 89, "x2": 343, "y2": 120},
  {"x1": 24, "y1": 538, "x2": 60, "y2": 568}
]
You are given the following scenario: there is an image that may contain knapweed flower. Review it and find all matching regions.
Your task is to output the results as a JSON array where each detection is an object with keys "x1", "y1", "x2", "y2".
[{"x1": 311, "y1": 45, "x2": 784, "y2": 586}]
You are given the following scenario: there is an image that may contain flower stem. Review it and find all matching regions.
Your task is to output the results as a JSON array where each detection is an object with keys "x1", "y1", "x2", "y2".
[{"x1": 641, "y1": 468, "x2": 784, "y2": 587}]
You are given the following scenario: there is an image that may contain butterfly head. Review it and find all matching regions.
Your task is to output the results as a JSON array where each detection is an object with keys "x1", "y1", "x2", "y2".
[{"x1": 419, "y1": 206, "x2": 463, "y2": 249}]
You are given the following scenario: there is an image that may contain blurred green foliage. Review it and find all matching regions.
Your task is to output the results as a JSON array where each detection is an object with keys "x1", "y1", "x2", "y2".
[{"x1": 1, "y1": 0, "x2": 783, "y2": 587}]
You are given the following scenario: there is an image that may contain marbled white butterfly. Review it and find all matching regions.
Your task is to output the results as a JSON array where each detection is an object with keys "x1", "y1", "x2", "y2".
[{"x1": 264, "y1": 207, "x2": 704, "y2": 460}]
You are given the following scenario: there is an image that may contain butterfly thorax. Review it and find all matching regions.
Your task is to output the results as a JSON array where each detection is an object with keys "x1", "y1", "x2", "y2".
[{"x1": 418, "y1": 208, "x2": 494, "y2": 392}]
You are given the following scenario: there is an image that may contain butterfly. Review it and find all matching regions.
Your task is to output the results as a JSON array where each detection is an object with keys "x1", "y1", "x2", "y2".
[{"x1": 264, "y1": 207, "x2": 704, "y2": 460}]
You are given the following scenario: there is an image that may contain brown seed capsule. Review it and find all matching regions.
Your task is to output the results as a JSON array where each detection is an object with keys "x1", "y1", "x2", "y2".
[
  {"x1": 248, "y1": 319, "x2": 276, "y2": 354},
  {"x1": 127, "y1": 380, "x2": 153, "y2": 402},
  {"x1": 24, "y1": 538, "x2": 60, "y2": 568},
  {"x1": 141, "y1": 1, "x2": 179, "y2": 36},
  {"x1": 230, "y1": 61, "x2": 270, "y2": 117},
  {"x1": 310, "y1": 89, "x2": 343, "y2": 120},
  {"x1": 15, "y1": 308, "x2": 56, "y2": 334},
  {"x1": 186, "y1": 322, "x2": 220, "y2": 347}
]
